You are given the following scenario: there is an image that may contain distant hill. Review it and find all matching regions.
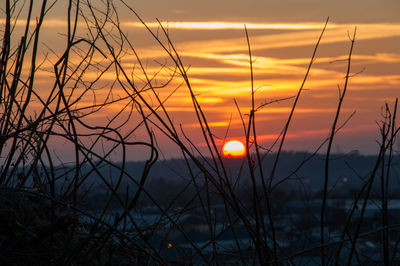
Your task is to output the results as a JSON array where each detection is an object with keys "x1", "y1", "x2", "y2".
[{"x1": 74, "y1": 151, "x2": 400, "y2": 197}]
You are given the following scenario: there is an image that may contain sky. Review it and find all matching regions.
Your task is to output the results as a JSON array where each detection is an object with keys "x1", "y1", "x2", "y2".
[{"x1": 2, "y1": 0, "x2": 400, "y2": 161}]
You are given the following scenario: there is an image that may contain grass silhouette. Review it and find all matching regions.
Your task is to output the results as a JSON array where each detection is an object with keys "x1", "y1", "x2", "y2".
[{"x1": 0, "y1": 0, "x2": 399, "y2": 264}]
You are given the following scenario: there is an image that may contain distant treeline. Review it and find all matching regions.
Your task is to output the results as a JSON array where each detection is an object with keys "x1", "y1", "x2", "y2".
[{"x1": 71, "y1": 151, "x2": 400, "y2": 210}]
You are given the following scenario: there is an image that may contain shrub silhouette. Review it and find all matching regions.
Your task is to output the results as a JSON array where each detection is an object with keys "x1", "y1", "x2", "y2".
[{"x1": 1, "y1": 0, "x2": 399, "y2": 264}]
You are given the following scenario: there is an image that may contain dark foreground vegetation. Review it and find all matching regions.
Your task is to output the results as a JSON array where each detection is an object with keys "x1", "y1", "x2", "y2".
[{"x1": 1, "y1": 0, "x2": 399, "y2": 265}]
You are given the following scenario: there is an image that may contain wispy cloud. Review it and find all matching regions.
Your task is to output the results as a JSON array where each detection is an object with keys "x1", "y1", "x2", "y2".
[
  {"x1": 122, "y1": 21, "x2": 331, "y2": 30},
  {"x1": 0, "y1": 19, "x2": 334, "y2": 30},
  {"x1": 175, "y1": 24, "x2": 400, "y2": 53},
  {"x1": 185, "y1": 121, "x2": 230, "y2": 128}
]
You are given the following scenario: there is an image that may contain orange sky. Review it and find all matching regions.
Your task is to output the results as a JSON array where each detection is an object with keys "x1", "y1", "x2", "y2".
[{"x1": 2, "y1": 0, "x2": 400, "y2": 160}]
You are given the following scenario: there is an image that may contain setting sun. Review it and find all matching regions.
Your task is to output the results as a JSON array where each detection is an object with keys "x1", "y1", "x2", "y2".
[{"x1": 222, "y1": 140, "x2": 246, "y2": 158}]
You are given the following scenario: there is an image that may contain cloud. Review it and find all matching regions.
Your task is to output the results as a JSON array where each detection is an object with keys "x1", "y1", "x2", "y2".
[
  {"x1": 122, "y1": 21, "x2": 331, "y2": 30},
  {"x1": 175, "y1": 24, "x2": 400, "y2": 53}
]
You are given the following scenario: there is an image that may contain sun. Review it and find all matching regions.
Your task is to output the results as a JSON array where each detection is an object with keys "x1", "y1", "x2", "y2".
[{"x1": 222, "y1": 140, "x2": 246, "y2": 158}]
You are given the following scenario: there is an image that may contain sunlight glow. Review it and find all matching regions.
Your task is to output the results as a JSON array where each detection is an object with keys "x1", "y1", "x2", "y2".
[{"x1": 222, "y1": 140, "x2": 246, "y2": 158}]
